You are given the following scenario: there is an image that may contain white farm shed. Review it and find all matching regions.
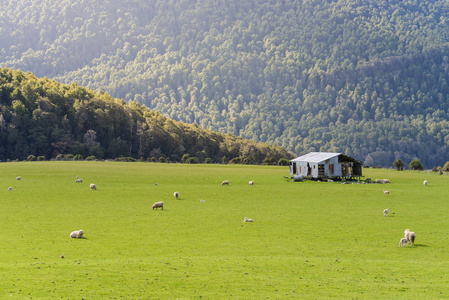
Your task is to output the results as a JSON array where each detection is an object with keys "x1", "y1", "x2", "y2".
[{"x1": 289, "y1": 152, "x2": 363, "y2": 180}]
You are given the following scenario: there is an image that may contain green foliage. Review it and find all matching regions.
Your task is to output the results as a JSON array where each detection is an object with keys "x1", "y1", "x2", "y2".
[
  {"x1": 409, "y1": 159, "x2": 424, "y2": 171},
  {"x1": 278, "y1": 158, "x2": 289, "y2": 166},
  {"x1": 73, "y1": 154, "x2": 84, "y2": 161},
  {"x1": 3, "y1": 1, "x2": 449, "y2": 167},
  {"x1": 205, "y1": 158, "x2": 212, "y2": 164},
  {"x1": 0, "y1": 68, "x2": 290, "y2": 164},
  {"x1": 181, "y1": 154, "x2": 190, "y2": 163},
  {"x1": 159, "y1": 156, "x2": 166, "y2": 163},
  {"x1": 188, "y1": 157, "x2": 199, "y2": 164},
  {"x1": 393, "y1": 159, "x2": 404, "y2": 171},
  {"x1": 64, "y1": 154, "x2": 74, "y2": 161},
  {"x1": 444, "y1": 161, "x2": 449, "y2": 172},
  {"x1": 86, "y1": 155, "x2": 96, "y2": 161},
  {"x1": 27, "y1": 155, "x2": 36, "y2": 161}
]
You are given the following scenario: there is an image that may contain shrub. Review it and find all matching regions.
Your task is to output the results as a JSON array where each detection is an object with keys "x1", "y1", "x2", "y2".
[
  {"x1": 188, "y1": 157, "x2": 199, "y2": 164},
  {"x1": 64, "y1": 154, "x2": 74, "y2": 161},
  {"x1": 278, "y1": 158, "x2": 289, "y2": 166},
  {"x1": 393, "y1": 159, "x2": 404, "y2": 171},
  {"x1": 27, "y1": 155, "x2": 36, "y2": 161},
  {"x1": 74, "y1": 154, "x2": 84, "y2": 161},
  {"x1": 182, "y1": 154, "x2": 190, "y2": 163},
  {"x1": 229, "y1": 157, "x2": 241, "y2": 164},
  {"x1": 55, "y1": 154, "x2": 64, "y2": 161},
  {"x1": 37, "y1": 156, "x2": 45, "y2": 161},
  {"x1": 264, "y1": 156, "x2": 276, "y2": 165},
  {"x1": 86, "y1": 155, "x2": 96, "y2": 161},
  {"x1": 205, "y1": 158, "x2": 212, "y2": 164},
  {"x1": 443, "y1": 161, "x2": 449, "y2": 172},
  {"x1": 409, "y1": 159, "x2": 424, "y2": 171},
  {"x1": 159, "y1": 156, "x2": 166, "y2": 163},
  {"x1": 222, "y1": 156, "x2": 227, "y2": 164}
]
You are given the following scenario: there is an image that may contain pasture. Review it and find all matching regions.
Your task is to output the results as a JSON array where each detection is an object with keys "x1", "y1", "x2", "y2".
[{"x1": 1, "y1": 161, "x2": 449, "y2": 298}]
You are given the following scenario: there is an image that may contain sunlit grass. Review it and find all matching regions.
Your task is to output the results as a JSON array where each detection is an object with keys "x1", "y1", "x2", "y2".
[{"x1": 1, "y1": 162, "x2": 448, "y2": 298}]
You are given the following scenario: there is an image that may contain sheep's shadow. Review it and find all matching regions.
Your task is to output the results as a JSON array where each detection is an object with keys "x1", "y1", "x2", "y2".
[{"x1": 412, "y1": 244, "x2": 428, "y2": 247}]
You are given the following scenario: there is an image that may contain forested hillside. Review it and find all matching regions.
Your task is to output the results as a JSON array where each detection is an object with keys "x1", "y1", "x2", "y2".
[
  {"x1": 0, "y1": 67, "x2": 290, "y2": 163},
  {"x1": 2, "y1": 0, "x2": 449, "y2": 167}
]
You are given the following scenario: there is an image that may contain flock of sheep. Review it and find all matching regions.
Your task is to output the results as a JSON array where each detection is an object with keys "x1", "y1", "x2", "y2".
[
  {"x1": 8, "y1": 173, "x2": 427, "y2": 247},
  {"x1": 383, "y1": 179, "x2": 427, "y2": 247}
]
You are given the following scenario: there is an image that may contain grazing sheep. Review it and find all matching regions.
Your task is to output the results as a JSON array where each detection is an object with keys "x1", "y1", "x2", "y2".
[
  {"x1": 7, "y1": 187, "x2": 12, "y2": 191},
  {"x1": 399, "y1": 238, "x2": 408, "y2": 247},
  {"x1": 243, "y1": 217, "x2": 254, "y2": 222},
  {"x1": 404, "y1": 229, "x2": 416, "y2": 245},
  {"x1": 221, "y1": 180, "x2": 229, "y2": 186},
  {"x1": 152, "y1": 201, "x2": 164, "y2": 210},
  {"x1": 16, "y1": 176, "x2": 21, "y2": 181},
  {"x1": 200, "y1": 199, "x2": 205, "y2": 202},
  {"x1": 383, "y1": 190, "x2": 390, "y2": 195},
  {"x1": 75, "y1": 179, "x2": 83, "y2": 183},
  {"x1": 249, "y1": 181, "x2": 254, "y2": 186},
  {"x1": 366, "y1": 177, "x2": 371, "y2": 183},
  {"x1": 383, "y1": 209, "x2": 388, "y2": 216},
  {"x1": 70, "y1": 230, "x2": 84, "y2": 239},
  {"x1": 327, "y1": 179, "x2": 334, "y2": 182},
  {"x1": 383, "y1": 179, "x2": 391, "y2": 184},
  {"x1": 423, "y1": 180, "x2": 428, "y2": 186},
  {"x1": 174, "y1": 191, "x2": 179, "y2": 200},
  {"x1": 375, "y1": 179, "x2": 383, "y2": 184},
  {"x1": 90, "y1": 183, "x2": 97, "y2": 190}
]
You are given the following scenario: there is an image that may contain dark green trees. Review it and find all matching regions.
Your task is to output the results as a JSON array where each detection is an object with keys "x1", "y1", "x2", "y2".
[{"x1": 0, "y1": 68, "x2": 291, "y2": 164}]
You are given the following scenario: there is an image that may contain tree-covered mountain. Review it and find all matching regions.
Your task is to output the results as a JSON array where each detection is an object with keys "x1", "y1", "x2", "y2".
[
  {"x1": 0, "y1": 67, "x2": 290, "y2": 163},
  {"x1": 2, "y1": 0, "x2": 449, "y2": 167}
]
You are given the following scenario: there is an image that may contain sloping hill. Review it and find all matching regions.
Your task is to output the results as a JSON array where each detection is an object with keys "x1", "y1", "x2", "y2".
[
  {"x1": 2, "y1": 0, "x2": 449, "y2": 167},
  {"x1": 0, "y1": 67, "x2": 290, "y2": 163}
]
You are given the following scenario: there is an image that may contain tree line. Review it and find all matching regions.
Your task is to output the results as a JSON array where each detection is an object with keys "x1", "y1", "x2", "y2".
[{"x1": 0, "y1": 67, "x2": 291, "y2": 164}]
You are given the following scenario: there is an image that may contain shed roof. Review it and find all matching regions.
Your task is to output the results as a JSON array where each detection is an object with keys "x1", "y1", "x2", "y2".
[
  {"x1": 290, "y1": 152, "x2": 363, "y2": 164},
  {"x1": 290, "y1": 152, "x2": 340, "y2": 163}
]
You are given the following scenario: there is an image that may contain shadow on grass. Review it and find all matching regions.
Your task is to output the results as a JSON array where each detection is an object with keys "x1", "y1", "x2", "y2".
[{"x1": 412, "y1": 244, "x2": 428, "y2": 247}]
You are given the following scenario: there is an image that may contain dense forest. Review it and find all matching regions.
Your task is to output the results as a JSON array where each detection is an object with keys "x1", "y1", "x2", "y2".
[
  {"x1": 0, "y1": 67, "x2": 290, "y2": 163},
  {"x1": 2, "y1": 0, "x2": 449, "y2": 167}
]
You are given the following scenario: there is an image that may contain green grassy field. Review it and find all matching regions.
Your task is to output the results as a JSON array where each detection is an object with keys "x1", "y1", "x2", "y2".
[{"x1": 1, "y1": 161, "x2": 449, "y2": 299}]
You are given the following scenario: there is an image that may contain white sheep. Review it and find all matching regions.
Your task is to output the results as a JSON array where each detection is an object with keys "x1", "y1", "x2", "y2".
[
  {"x1": 404, "y1": 229, "x2": 416, "y2": 245},
  {"x1": 7, "y1": 187, "x2": 12, "y2": 191},
  {"x1": 75, "y1": 179, "x2": 83, "y2": 183},
  {"x1": 70, "y1": 230, "x2": 84, "y2": 239},
  {"x1": 243, "y1": 217, "x2": 254, "y2": 222},
  {"x1": 423, "y1": 180, "x2": 428, "y2": 186},
  {"x1": 383, "y1": 179, "x2": 391, "y2": 184},
  {"x1": 383, "y1": 209, "x2": 388, "y2": 216},
  {"x1": 90, "y1": 183, "x2": 97, "y2": 190},
  {"x1": 16, "y1": 176, "x2": 21, "y2": 180},
  {"x1": 249, "y1": 181, "x2": 254, "y2": 186},
  {"x1": 383, "y1": 190, "x2": 390, "y2": 195},
  {"x1": 152, "y1": 201, "x2": 164, "y2": 210},
  {"x1": 399, "y1": 238, "x2": 408, "y2": 247},
  {"x1": 174, "y1": 192, "x2": 179, "y2": 200},
  {"x1": 221, "y1": 180, "x2": 229, "y2": 186},
  {"x1": 200, "y1": 199, "x2": 205, "y2": 202}
]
